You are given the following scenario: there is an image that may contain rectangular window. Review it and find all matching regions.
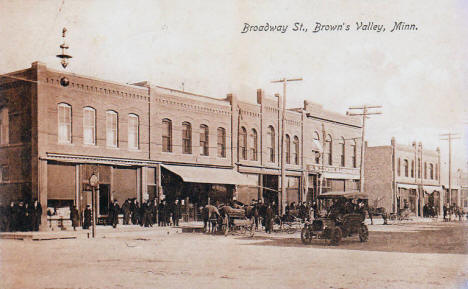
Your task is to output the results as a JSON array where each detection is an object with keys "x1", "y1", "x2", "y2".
[
  {"x1": 83, "y1": 108, "x2": 95, "y2": 145},
  {"x1": 106, "y1": 111, "x2": 118, "y2": 147},
  {"x1": 128, "y1": 114, "x2": 139, "y2": 149},
  {"x1": 182, "y1": 123, "x2": 192, "y2": 154},
  {"x1": 217, "y1": 128, "x2": 226, "y2": 158},
  {"x1": 0, "y1": 166, "x2": 9, "y2": 182},
  {"x1": 0, "y1": 108, "x2": 9, "y2": 145},
  {"x1": 58, "y1": 105, "x2": 71, "y2": 143},
  {"x1": 397, "y1": 158, "x2": 401, "y2": 176},
  {"x1": 200, "y1": 125, "x2": 209, "y2": 156},
  {"x1": 162, "y1": 120, "x2": 172, "y2": 152}
]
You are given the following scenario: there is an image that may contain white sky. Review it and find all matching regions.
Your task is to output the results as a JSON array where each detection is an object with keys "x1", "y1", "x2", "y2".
[{"x1": 1, "y1": 0, "x2": 467, "y2": 183}]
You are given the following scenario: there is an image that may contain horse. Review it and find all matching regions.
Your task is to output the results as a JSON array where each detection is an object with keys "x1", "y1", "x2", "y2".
[{"x1": 201, "y1": 205, "x2": 221, "y2": 234}]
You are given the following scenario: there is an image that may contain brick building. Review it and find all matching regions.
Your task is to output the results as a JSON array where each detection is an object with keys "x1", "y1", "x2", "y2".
[
  {"x1": 364, "y1": 137, "x2": 442, "y2": 215},
  {"x1": 0, "y1": 62, "x2": 361, "y2": 226}
]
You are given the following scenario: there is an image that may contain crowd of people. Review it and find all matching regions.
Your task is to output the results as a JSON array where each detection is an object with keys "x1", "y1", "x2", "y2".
[
  {"x1": 77, "y1": 198, "x2": 183, "y2": 230},
  {"x1": 0, "y1": 200, "x2": 43, "y2": 232}
]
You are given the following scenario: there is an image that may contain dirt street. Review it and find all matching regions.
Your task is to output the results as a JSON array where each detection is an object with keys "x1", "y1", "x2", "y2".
[{"x1": 1, "y1": 222, "x2": 467, "y2": 289}]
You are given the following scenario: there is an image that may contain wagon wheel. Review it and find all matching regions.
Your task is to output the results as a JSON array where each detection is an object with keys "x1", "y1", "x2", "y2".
[
  {"x1": 329, "y1": 227, "x2": 342, "y2": 246},
  {"x1": 359, "y1": 224, "x2": 369, "y2": 242},
  {"x1": 301, "y1": 227, "x2": 312, "y2": 245},
  {"x1": 286, "y1": 224, "x2": 297, "y2": 234}
]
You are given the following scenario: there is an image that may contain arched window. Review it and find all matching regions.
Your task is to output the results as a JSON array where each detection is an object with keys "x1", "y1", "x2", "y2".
[
  {"x1": 267, "y1": 126, "x2": 275, "y2": 162},
  {"x1": 217, "y1": 127, "x2": 226, "y2": 158},
  {"x1": 411, "y1": 160, "x2": 415, "y2": 178},
  {"x1": 200, "y1": 124, "x2": 209, "y2": 156},
  {"x1": 435, "y1": 164, "x2": 438, "y2": 180},
  {"x1": 397, "y1": 158, "x2": 401, "y2": 176},
  {"x1": 293, "y1": 136, "x2": 299, "y2": 165},
  {"x1": 404, "y1": 159, "x2": 409, "y2": 177},
  {"x1": 250, "y1": 129, "x2": 258, "y2": 161},
  {"x1": 424, "y1": 162, "x2": 427, "y2": 179},
  {"x1": 313, "y1": 132, "x2": 321, "y2": 164},
  {"x1": 285, "y1": 134, "x2": 291, "y2": 164},
  {"x1": 57, "y1": 103, "x2": 71, "y2": 143},
  {"x1": 182, "y1": 122, "x2": 192, "y2": 154},
  {"x1": 128, "y1": 114, "x2": 139, "y2": 149},
  {"x1": 325, "y1": 134, "x2": 332, "y2": 166},
  {"x1": 351, "y1": 140, "x2": 357, "y2": 168},
  {"x1": 162, "y1": 119, "x2": 172, "y2": 152},
  {"x1": 106, "y1": 111, "x2": 118, "y2": 147},
  {"x1": 239, "y1": 127, "x2": 247, "y2": 160},
  {"x1": 430, "y1": 163, "x2": 434, "y2": 180},
  {"x1": 83, "y1": 107, "x2": 96, "y2": 145},
  {"x1": 340, "y1": 137, "x2": 345, "y2": 167}
]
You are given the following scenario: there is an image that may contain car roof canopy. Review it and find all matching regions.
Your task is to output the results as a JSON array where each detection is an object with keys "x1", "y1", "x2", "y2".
[{"x1": 318, "y1": 191, "x2": 369, "y2": 200}]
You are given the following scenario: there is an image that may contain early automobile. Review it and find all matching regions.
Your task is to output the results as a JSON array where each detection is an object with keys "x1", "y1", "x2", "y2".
[{"x1": 301, "y1": 191, "x2": 369, "y2": 246}]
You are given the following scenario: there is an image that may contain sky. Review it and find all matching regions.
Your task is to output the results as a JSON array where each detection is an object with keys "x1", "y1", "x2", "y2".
[{"x1": 0, "y1": 0, "x2": 467, "y2": 183}]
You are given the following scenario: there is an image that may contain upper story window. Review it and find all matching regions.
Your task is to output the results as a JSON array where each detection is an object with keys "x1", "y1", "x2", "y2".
[
  {"x1": 250, "y1": 129, "x2": 258, "y2": 161},
  {"x1": 240, "y1": 127, "x2": 247, "y2": 160},
  {"x1": 397, "y1": 158, "x2": 401, "y2": 176},
  {"x1": 0, "y1": 165, "x2": 9, "y2": 183},
  {"x1": 351, "y1": 139, "x2": 357, "y2": 168},
  {"x1": 285, "y1": 134, "x2": 291, "y2": 164},
  {"x1": 83, "y1": 107, "x2": 96, "y2": 145},
  {"x1": 200, "y1": 124, "x2": 209, "y2": 156},
  {"x1": 325, "y1": 134, "x2": 332, "y2": 166},
  {"x1": 411, "y1": 160, "x2": 415, "y2": 178},
  {"x1": 313, "y1": 132, "x2": 321, "y2": 165},
  {"x1": 217, "y1": 127, "x2": 226, "y2": 158},
  {"x1": 128, "y1": 114, "x2": 139, "y2": 149},
  {"x1": 340, "y1": 137, "x2": 345, "y2": 167},
  {"x1": 424, "y1": 162, "x2": 427, "y2": 179},
  {"x1": 417, "y1": 158, "x2": 421, "y2": 178},
  {"x1": 293, "y1": 136, "x2": 299, "y2": 165},
  {"x1": 435, "y1": 164, "x2": 438, "y2": 180},
  {"x1": 267, "y1": 126, "x2": 275, "y2": 162},
  {"x1": 162, "y1": 119, "x2": 172, "y2": 152},
  {"x1": 57, "y1": 104, "x2": 71, "y2": 144},
  {"x1": 182, "y1": 122, "x2": 192, "y2": 154},
  {"x1": 0, "y1": 107, "x2": 9, "y2": 145},
  {"x1": 106, "y1": 111, "x2": 118, "y2": 147},
  {"x1": 430, "y1": 163, "x2": 434, "y2": 180},
  {"x1": 404, "y1": 159, "x2": 409, "y2": 177}
]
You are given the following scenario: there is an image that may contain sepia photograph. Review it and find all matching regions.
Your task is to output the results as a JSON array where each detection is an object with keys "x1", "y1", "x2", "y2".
[{"x1": 0, "y1": 1, "x2": 467, "y2": 288}]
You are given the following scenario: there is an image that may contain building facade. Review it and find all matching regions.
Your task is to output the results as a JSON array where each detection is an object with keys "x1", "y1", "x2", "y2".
[
  {"x1": 364, "y1": 137, "x2": 442, "y2": 215},
  {"x1": 0, "y1": 62, "x2": 361, "y2": 226}
]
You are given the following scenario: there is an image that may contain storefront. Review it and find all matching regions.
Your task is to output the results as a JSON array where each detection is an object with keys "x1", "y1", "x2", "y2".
[{"x1": 396, "y1": 183, "x2": 418, "y2": 214}]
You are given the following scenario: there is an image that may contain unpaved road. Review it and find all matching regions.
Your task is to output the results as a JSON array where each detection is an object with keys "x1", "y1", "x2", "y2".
[{"x1": 1, "y1": 222, "x2": 467, "y2": 289}]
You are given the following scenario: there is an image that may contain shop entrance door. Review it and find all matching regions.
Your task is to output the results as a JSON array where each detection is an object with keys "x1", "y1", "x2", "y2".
[{"x1": 98, "y1": 184, "x2": 110, "y2": 216}]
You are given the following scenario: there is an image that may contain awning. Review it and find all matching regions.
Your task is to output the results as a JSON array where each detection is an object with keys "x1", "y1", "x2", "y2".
[
  {"x1": 423, "y1": 186, "x2": 442, "y2": 194},
  {"x1": 161, "y1": 164, "x2": 257, "y2": 186},
  {"x1": 397, "y1": 183, "x2": 418, "y2": 190},
  {"x1": 322, "y1": 172, "x2": 360, "y2": 180},
  {"x1": 311, "y1": 139, "x2": 323, "y2": 153}
]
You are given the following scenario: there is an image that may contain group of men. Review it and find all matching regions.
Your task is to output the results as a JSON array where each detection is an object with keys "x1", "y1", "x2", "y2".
[
  {"x1": 0, "y1": 200, "x2": 42, "y2": 232},
  {"x1": 105, "y1": 198, "x2": 182, "y2": 229}
]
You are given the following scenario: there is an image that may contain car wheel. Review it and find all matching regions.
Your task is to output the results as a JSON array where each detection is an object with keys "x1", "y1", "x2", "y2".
[
  {"x1": 330, "y1": 227, "x2": 342, "y2": 246},
  {"x1": 359, "y1": 224, "x2": 369, "y2": 242}
]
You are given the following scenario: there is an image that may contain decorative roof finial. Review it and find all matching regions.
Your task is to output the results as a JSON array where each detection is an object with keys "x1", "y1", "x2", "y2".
[{"x1": 56, "y1": 27, "x2": 72, "y2": 69}]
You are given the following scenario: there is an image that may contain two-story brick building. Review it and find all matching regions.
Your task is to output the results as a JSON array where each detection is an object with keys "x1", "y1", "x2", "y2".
[
  {"x1": 364, "y1": 137, "x2": 442, "y2": 215},
  {"x1": 0, "y1": 61, "x2": 362, "y2": 226}
]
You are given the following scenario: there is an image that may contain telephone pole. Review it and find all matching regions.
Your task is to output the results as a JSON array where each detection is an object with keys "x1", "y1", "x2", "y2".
[
  {"x1": 271, "y1": 77, "x2": 302, "y2": 215},
  {"x1": 440, "y1": 132, "x2": 461, "y2": 206},
  {"x1": 347, "y1": 105, "x2": 382, "y2": 193}
]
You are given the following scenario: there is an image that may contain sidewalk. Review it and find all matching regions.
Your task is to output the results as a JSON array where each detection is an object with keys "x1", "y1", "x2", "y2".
[{"x1": 0, "y1": 222, "x2": 203, "y2": 241}]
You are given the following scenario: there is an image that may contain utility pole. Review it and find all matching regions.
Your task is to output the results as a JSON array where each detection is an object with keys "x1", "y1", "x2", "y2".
[
  {"x1": 347, "y1": 105, "x2": 382, "y2": 193},
  {"x1": 440, "y1": 132, "x2": 461, "y2": 206},
  {"x1": 271, "y1": 77, "x2": 302, "y2": 215}
]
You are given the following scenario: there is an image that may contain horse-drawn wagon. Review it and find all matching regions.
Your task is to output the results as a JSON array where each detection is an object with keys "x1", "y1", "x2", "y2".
[{"x1": 219, "y1": 204, "x2": 255, "y2": 237}]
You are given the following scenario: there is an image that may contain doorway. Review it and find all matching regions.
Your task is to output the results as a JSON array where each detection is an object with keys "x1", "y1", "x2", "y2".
[{"x1": 98, "y1": 184, "x2": 110, "y2": 216}]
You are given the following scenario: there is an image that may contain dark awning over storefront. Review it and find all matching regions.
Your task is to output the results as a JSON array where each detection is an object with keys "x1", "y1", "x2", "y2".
[{"x1": 161, "y1": 164, "x2": 257, "y2": 186}]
